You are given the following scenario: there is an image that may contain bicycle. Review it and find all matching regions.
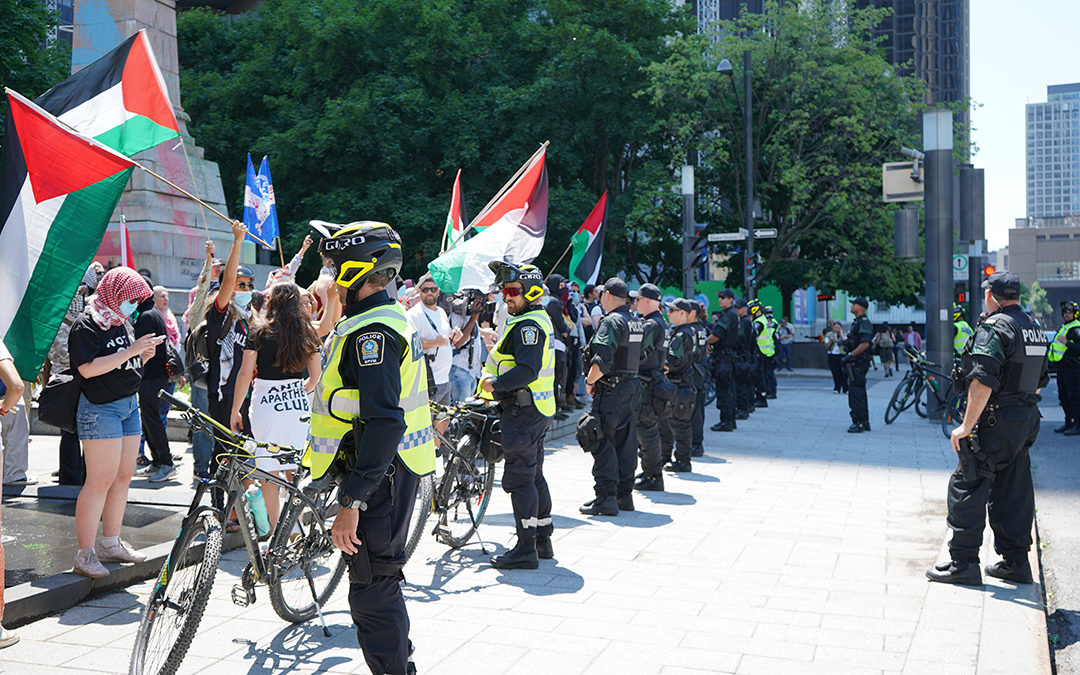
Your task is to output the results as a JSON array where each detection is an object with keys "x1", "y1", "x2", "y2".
[
  {"x1": 403, "y1": 399, "x2": 501, "y2": 562},
  {"x1": 884, "y1": 347, "x2": 959, "y2": 438},
  {"x1": 129, "y1": 391, "x2": 346, "y2": 675}
]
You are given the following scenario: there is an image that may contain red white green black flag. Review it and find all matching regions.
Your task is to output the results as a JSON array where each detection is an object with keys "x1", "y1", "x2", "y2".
[{"x1": 568, "y1": 190, "x2": 608, "y2": 287}]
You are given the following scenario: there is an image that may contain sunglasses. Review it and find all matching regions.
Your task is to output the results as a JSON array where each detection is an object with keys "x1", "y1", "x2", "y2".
[
  {"x1": 236, "y1": 281, "x2": 253, "y2": 290},
  {"x1": 501, "y1": 286, "x2": 524, "y2": 298},
  {"x1": 420, "y1": 286, "x2": 439, "y2": 293}
]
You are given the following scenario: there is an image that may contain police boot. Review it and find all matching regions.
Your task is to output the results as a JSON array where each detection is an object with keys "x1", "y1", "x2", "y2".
[
  {"x1": 691, "y1": 446, "x2": 704, "y2": 457},
  {"x1": 755, "y1": 398, "x2": 768, "y2": 408},
  {"x1": 579, "y1": 497, "x2": 618, "y2": 516},
  {"x1": 634, "y1": 474, "x2": 664, "y2": 491},
  {"x1": 926, "y1": 560, "x2": 983, "y2": 586},
  {"x1": 736, "y1": 410, "x2": 749, "y2": 420},
  {"x1": 666, "y1": 460, "x2": 692, "y2": 473},
  {"x1": 617, "y1": 494, "x2": 634, "y2": 512},
  {"x1": 1064, "y1": 425, "x2": 1080, "y2": 436},
  {"x1": 847, "y1": 423, "x2": 864, "y2": 433},
  {"x1": 536, "y1": 535, "x2": 554, "y2": 560},
  {"x1": 711, "y1": 421, "x2": 736, "y2": 432},
  {"x1": 985, "y1": 558, "x2": 1033, "y2": 584},
  {"x1": 861, "y1": 421, "x2": 872, "y2": 432},
  {"x1": 1053, "y1": 421, "x2": 1071, "y2": 433},
  {"x1": 490, "y1": 538, "x2": 539, "y2": 570}
]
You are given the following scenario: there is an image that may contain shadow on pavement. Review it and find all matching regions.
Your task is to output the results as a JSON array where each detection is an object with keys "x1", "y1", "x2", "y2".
[
  {"x1": 494, "y1": 562, "x2": 584, "y2": 596},
  {"x1": 404, "y1": 548, "x2": 498, "y2": 603},
  {"x1": 641, "y1": 491, "x2": 696, "y2": 506},
  {"x1": 692, "y1": 455, "x2": 729, "y2": 464},
  {"x1": 669, "y1": 472, "x2": 720, "y2": 483},
  {"x1": 234, "y1": 615, "x2": 356, "y2": 674}
]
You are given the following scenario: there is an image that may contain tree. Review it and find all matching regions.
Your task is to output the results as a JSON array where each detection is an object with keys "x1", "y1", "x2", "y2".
[
  {"x1": 642, "y1": 1, "x2": 934, "y2": 310},
  {"x1": 0, "y1": 0, "x2": 70, "y2": 147},
  {"x1": 1025, "y1": 280, "x2": 1051, "y2": 321}
]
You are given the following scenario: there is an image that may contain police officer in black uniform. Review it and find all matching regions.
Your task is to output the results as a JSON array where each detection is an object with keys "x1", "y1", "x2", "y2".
[
  {"x1": 634, "y1": 284, "x2": 669, "y2": 492},
  {"x1": 662, "y1": 299, "x2": 698, "y2": 473},
  {"x1": 927, "y1": 271, "x2": 1049, "y2": 586},
  {"x1": 479, "y1": 261, "x2": 556, "y2": 570},
  {"x1": 709, "y1": 289, "x2": 739, "y2": 432},
  {"x1": 689, "y1": 302, "x2": 710, "y2": 457},
  {"x1": 734, "y1": 299, "x2": 755, "y2": 418},
  {"x1": 580, "y1": 278, "x2": 645, "y2": 516},
  {"x1": 843, "y1": 297, "x2": 874, "y2": 433},
  {"x1": 1052, "y1": 300, "x2": 1080, "y2": 435}
]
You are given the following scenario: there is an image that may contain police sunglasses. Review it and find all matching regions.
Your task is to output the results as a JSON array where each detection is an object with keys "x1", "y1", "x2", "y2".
[{"x1": 501, "y1": 286, "x2": 524, "y2": 298}]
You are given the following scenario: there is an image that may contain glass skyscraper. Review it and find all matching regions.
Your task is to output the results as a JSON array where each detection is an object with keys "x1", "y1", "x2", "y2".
[{"x1": 1026, "y1": 83, "x2": 1080, "y2": 219}]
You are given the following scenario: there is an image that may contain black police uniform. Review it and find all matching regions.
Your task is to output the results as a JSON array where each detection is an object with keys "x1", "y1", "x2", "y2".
[
  {"x1": 844, "y1": 313, "x2": 874, "y2": 430},
  {"x1": 586, "y1": 305, "x2": 644, "y2": 510},
  {"x1": 690, "y1": 318, "x2": 709, "y2": 456},
  {"x1": 735, "y1": 313, "x2": 756, "y2": 416},
  {"x1": 661, "y1": 323, "x2": 697, "y2": 469},
  {"x1": 486, "y1": 304, "x2": 554, "y2": 560},
  {"x1": 635, "y1": 309, "x2": 669, "y2": 483},
  {"x1": 1055, "y1": 319, "x2": 1080, "y2": 434},
  {"x1": 939, "y1": 305, "x2": 1049, "y2": 576},
  {"x1": 336, "y1": 290, "x2": 420, "y2": 675},
  {"x1": 711, "y1": 307, "x2": 739, "y2": 429}
]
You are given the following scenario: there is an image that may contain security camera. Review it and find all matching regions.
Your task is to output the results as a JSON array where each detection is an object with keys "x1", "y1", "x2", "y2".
[{"x1": 899, "y1": 147, "x2": 925, "y2": 183}]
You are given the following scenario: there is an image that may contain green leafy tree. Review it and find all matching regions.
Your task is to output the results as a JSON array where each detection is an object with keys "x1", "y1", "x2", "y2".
[
  {"x1": 0, "y1": 0, "x2": 70, "y2": 147},
  {"x1": 1025, "y1": 280, "x2": 1051, "y2": 320}
]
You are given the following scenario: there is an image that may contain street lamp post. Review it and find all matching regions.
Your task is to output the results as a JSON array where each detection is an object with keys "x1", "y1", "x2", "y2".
[{"x1": 718, "y1": 50, "x2": 755, "y2": 299}]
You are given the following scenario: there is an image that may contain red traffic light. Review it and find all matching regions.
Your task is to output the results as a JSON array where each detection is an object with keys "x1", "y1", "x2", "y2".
[
  {"x1": 817, "y1": 294, "x2": 835, "y2": 301},
  {"x1": 983, "y1": 265, "x2": 995, "y2": 277},
  {"x1": 957, "y1": 292, "x2": 966, "y2": 303}
]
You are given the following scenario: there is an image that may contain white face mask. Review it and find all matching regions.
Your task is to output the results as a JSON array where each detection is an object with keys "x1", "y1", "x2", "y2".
[
  {"x1": 119, "y1": 299, "x2": 139, "y2": 318},
  {"x1": 234, "y1": 291, "x2": 253, "y2": 308}
]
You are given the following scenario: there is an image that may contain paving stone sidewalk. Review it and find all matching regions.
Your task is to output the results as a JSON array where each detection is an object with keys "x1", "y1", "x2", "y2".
[{"x1": 2, "y1": 375, "x2": 1050, "y2": 674}]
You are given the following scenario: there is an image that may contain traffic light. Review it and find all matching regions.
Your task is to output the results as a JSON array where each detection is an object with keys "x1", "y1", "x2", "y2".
[
  {"x1": 746, "y1": 255, "x2": 757, "y2": 281},
  {"x1": 956, "y1": 291, "x2": 966, "y2": 304},
  {"x1": 983, "y1": 265, "x2": 995, "y2": 278}
]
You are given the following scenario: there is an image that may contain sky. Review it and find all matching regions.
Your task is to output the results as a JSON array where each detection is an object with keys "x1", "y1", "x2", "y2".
[{"x1": 970, "y1": 0, "x2": 1080, "y2": 251}]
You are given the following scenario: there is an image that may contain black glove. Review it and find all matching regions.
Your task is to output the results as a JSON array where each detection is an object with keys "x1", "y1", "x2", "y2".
[{"x1": 840, "y1": 354, "x2": 851, "y2": 365}]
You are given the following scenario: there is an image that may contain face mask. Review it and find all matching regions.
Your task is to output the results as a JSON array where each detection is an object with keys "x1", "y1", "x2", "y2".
[
  {"x1": 234, "y1": 291, "x2": 253, "y2": 307},
  {"x1": 119, "y1": 300, "x2": 138, "y2": 318}
]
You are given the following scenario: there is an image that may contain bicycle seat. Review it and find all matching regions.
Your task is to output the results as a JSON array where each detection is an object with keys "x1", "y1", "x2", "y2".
[{"x1": 461, "y1": 397, "x2": 496, "y2": 411}]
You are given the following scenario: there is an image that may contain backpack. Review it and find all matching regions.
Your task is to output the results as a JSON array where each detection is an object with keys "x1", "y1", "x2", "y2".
[
  {"x1": 184, "y1": 320, "x2": 211, "y2": 386},
  {"x1": 877, "y1": 332, "x2": 893, "y2": 349}
]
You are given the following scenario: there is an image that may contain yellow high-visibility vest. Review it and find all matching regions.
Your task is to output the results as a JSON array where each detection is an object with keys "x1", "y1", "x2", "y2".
[
  {"x1": 478, "y1": 307, "x2": 556, "y2": 417},
  {"x1": 1049, "y1": 320, "x2": 1080, "y2": 363},
  {"x1": 953, "y1": 320, "x2": 974, "y2": 354},
  {"x1": 754, "y1": 316, "x2": 775, "y2": 357}
]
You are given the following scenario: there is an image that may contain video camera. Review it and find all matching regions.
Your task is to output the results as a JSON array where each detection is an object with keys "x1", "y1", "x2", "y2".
[{"x1": 450, "y1": 289, "x2": 486, "y2": 317}]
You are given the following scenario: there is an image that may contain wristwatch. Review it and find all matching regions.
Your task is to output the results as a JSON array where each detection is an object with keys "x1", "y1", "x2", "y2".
[{"x1": 338, "y1": 491, "x2": 367, "y2": 511}]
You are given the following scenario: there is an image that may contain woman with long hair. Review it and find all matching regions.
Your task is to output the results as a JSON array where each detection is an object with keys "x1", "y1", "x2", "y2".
[
  {"x1": 68, "y1": 267, "x2": 159, "y2": 578},
  {"x1": 231, "y1": 282, "x2": 321, "y2": 528}
]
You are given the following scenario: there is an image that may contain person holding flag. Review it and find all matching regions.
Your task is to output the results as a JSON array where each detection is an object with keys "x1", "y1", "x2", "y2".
[{"x1": 244, "y1": 154, "x2": 279, "y2": 251}]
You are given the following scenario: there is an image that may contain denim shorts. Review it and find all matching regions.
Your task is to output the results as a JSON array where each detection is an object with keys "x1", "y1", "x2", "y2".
[{"x1": 77, "y1": 393, "x2": 141, "y2": 440}]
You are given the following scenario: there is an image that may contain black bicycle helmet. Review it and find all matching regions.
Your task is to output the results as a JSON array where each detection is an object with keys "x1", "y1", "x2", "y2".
[
  {"x1": 489, "y1": 260, "x2": 545, "y2": 303},
  {"x1": 1062, "y1": 300, "x2": 1079, "y2": 315},
  {"x1": 318, "y1": 221, "x2": 402, "y2": 292},
  {"x1": 952, "y1": 302, "x2": 966, "y2": 321},
  {"x1": 747, "y1": 299, "x2": 763, "y2": 317}
]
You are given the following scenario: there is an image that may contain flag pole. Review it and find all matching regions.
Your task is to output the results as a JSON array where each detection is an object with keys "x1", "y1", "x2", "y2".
[
  {"x1": 175, "y1": 138, "x2": 212, "y2": 241},
  {"x1": 547, "y1": 239, "x2": 574, "y2": 279},
  {"x1": 444, "y1": 140, "x2": 549, "y2": 252},
  {"x1": 276, "y1": 236, "x2": 286, "y2": 268}
]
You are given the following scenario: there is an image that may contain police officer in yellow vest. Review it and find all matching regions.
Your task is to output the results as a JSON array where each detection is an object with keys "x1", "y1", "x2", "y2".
[
  {"x1": 311, "y1": 222, "x2": 435, "y2": 675},
  {"x1": 477, "y1": 261, "x2": 557, "y2": 569},
  {"x1": 1050, "y1": 300, "x2": 1080, "y2": 435},
  {"x1": 748, "y1": 300, "x2": 775, "y2": 407},
  {"x1": 953, "y1": 303, "x2": 975, "y2": 356}
]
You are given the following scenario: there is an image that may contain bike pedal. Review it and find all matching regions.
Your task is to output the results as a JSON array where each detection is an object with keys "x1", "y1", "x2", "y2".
[{"x1": 231, "y1": 583, "x2": 255, "y2": 607}]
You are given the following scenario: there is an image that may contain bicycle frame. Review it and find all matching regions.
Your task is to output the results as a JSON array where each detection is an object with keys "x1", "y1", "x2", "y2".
[{"x1": 905, "y1": 348, "x2": 955, "y2": 407}]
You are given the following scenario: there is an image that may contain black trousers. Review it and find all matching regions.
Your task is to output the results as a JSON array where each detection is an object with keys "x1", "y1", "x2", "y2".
[
  {"x1": 58, "y1": 428, "x2": 85, "y2": 485},
  {"x1": 735, "y1": 359, "x2": 754, "y2": 413},
  {"x1": 347, "y1": 455, "x2": 418, "y2": 675},
  {"x1": 691, "y1": 383, "x2": 706, "y2": 452},
  {"x1": 591, "y1": 379, "x2": 642, "y2": 499},
  {"x1": 139, "y1": 378, "x2": 173, "y2": 468},
  {"x1": 1058, "y1": 361, "x2": 1080, "y2": 425},
  {"x1": 828, "y1": 354, "x2": 848, "y2": 393},
  {"x1": 208, "y1": 392, "x2": 249, "y2": 510},
  {"x1": 763, "y1": 356, "x2": 777, "y2": 397},
  {"x1": 500, "y1": 404, "x2": 553, "y2": 541},
  {"x1": 847, "y1": 359, "x2": 870, "y2": 425},
  {"x1": 713, "y1": 357, "x2": 736, "y2": 426},
  {"x1": 637, "y1": 385, "x2": 663, "y2": 476},
  {"x1": 659, "y1": 382, "x2": 694, "y2": 464},
  {"x1": 554, "y1": 350, "x2": 568, "y2": 408},
  {"x1": 565, "y1": 339, "x2": 582, "y2": 401},
  {"x1": 946, "y1": 404, "x2": 1040, "y2": 562}
]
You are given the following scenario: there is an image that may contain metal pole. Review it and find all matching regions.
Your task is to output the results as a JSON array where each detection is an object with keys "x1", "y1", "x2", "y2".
[
  {"x1": 923, "y1": 110, "x2": 954, "y2": 419},
  {"x1": 743, "y1": 49, "x2": 755, "y2": 300},
  {"x1": 682, "y1": 154, "x2": 696, "y2": 299}
]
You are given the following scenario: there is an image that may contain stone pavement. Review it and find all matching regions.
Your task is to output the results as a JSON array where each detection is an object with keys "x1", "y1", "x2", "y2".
[{"x1": 1, "y1": 374, "x2": 1051, "y2": 674}]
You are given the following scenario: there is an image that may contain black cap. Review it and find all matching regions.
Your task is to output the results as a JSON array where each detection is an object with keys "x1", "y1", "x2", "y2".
[
  {"x1": 982, "y1": 270, "x2": 1021, "y2": 299},
  {"x1": 639, "y1": 283, "x2": 662, "y2": 301},
  {"x1": 850, "y1": 297, "x2": 869, "y2": 309},
  {"x1": 237, "y1": 265, "x2": 255, "y2": 280},
  {"x1": 629, "y1": 290, "x2": 639, "y2": 300},
  {"x1": 665, "y1": 298, "x2": 694, "y2": 312},
  {"x1": 717, "y1": 288, "x2": 735, "y2": 299},
  {"x1": 603, "y1": 277, "x2": 628, "y2": 298},
  {"x1": 733, "y1": 298, "x2": 747, "y2": 309}
]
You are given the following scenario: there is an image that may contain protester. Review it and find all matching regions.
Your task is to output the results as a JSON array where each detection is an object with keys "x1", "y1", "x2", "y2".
[
  {"x1": 825, "y1": 322, "x2": 847, "y2": 394},
  {"x1": 448, "y1": 291, "x2": 483, "y2": 402},
  {"x1": 263, "y1": 234, "x2": 313, "y2": 289},
  {"x1": 874, "y1": 323, "x2": 895, "y2": 377},
  {"x1": 231, "y1": 282, "x2": 321, "y2": 529},
  {"x1": 184, "y1": 240, "x2": 218, "y2": 483},
  {"x1": 69, "y1": 267, "x2": 158, "y2": 578},
  {"x1": 134, "y1": 290, "x2": 177, "y2": 482},
  {"x1": 408, "y1": 279, "x2": 458, "y2": 404},
  {"x1": 543, "y1": 275, "x2": 571, "y2": 417},
  {"x1": 0, "y1": 338, "x2": 24, "y2": 647},
  {"x1": 0, "y1": 379, "x2": 32, "y2": 487},
  {"x1": 776, "y1": 317, "x2": 795, "y2": 371}
]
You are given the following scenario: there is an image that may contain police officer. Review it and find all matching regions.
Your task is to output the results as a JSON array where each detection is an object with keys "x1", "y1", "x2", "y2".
[
  {"x1": 747, "y1": 300, "x2": 773, "y2": 408},
  {"x1": 580, "y1": 278, "x2": 645, "y2": 516},
  {"x1": 763, "y1": 306, "x2": 779, "y2": 399},
  {"x1": 662, "y1": 299, "x2": 698, "y2": 473},
  {"x1": 927, "y1": 271, "x2": 1049, "y2": 586},
  {"x1": 843, "y1": 297, "x2": 874, "y2": 433},
  {"x1": 634, "y1": 284, "x2": 668, "y2": 492},
  {"x1": 1050, "y1": 300, "x2": 1080, "y2": 435},
  {"x1": 312, "y1": 222, "x2": 436, "y2": 675},
  {"x1": 709, "y1": 289, "x2": 739, "y2": 432},
  {"x1": 734, "y1": 299, "x2": 755, "y2": 418},
  {"x1": 953, "y1": 303, "x2": 974, "y2": 356},
  {"x1": 477, "y1": 261, "x2": 556, "y2": 569},
  {"x1": 689, "y1": 302, "x2": 710, "y2": 457}
]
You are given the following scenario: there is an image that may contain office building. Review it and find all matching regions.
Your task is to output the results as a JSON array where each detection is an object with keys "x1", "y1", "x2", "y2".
[{"x1": 1026, "y1": 83, "x2": 1080, "y2": 219}]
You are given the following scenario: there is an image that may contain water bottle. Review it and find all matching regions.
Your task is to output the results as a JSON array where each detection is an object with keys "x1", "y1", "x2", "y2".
[{"x1": 245, "y1": 483, "x2": 271, "y2": 537}]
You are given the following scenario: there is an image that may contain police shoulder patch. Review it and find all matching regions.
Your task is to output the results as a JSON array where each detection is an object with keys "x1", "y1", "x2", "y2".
[
  {"x1": 521, "y1": 325, "x2": 540, "y2": 346},
  {"x1": 974, "y1": 323, "x2": 995, "y2": 348},
  {"x1": 357, "y1": 332, "x2": 384, "y2": 366}
]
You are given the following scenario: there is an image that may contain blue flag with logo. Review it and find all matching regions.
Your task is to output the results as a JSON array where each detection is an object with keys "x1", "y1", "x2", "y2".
[{"x1": 243, "y1": 154, "x2": 278, "y2": 249}]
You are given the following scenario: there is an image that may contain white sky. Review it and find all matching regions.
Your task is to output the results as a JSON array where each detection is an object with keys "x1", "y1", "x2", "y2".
[{"x1": 970, "y1": 0, "x2": 1080, "y2": 250}]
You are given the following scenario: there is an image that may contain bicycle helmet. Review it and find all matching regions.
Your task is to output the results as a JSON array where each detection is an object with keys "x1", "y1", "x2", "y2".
[
  {"x1": 318, "y1": 221, "x2": 402, "y2": 300},
  {"x1": 488, "y1": 260, "x2": 545, "y2": 303},
  {"x1": 1062, "y1": 300, "x2": 1079, "y2": 315},
  {"x1": 747, "y1": 299, "x2": 763, "y2": 317},
  {"x1": 952, "y1": 302, "x2": 966, "y2": 322}
]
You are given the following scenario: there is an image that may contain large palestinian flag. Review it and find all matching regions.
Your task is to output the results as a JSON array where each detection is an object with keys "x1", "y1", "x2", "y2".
[
  {"x1": 35, "y1": 29, "x2": 180, "y2": 156},
  {"x1": 568, "y1": 190, "x2": 608, "y2": 287},
  {"x1": 441, "y1": 169, "x2": 468, "y2": 251},
  {"x1": 0, "y1": 91, "x2": 136, "y2": 380},
  {"x1": 429, "y1": 149, "x2": 548, "y2": 292}
]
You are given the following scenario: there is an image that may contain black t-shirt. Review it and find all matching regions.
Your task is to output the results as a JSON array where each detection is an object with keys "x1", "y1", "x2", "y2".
[
  {"x1": 134, "y1": 303, "x2": 168, "y2": 381},
  {"x1": 248, "y1": 326, "x2": 307, "y2": 381},
  {"x1": 68, "y1": 312, "x2": 142, "y2": 404},
  {"x1": 206, "y1": 301, "x2": 249, "y2": 400}
]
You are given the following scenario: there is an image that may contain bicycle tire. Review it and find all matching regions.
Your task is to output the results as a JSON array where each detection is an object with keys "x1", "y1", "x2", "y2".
[
  {"x1": 884, "y1": 373, "x2": 916, "y2": 424},
  {"x1": 267, "y1": 491, "x2": 347, "y2": 624},
  {"x1": 436, "y1": 434, "x2": 496, "y2": 549},
  {"x1": 403, "y1": 474, "x2": 435, "y2": 563},
  {"x1": 703, "y1": 378, "x2": 716, "y2": 407},
  {"x1": 129, "y1": 512, "x2": 222, "y2": 675},
  {"x1": 914, "y1": 380, "x2": 929, "y2": 418},
  {"x1": 941, "y1": 390, "x2": 966, "y2": 439}
]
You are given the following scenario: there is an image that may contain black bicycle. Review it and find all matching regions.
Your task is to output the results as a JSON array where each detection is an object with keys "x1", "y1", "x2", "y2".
[
  {"x1": 403, "y1": 399, "x2": 501, "y2": 562},
  {"x1": 885, "y1": 347, "x2": 962, "y2": 438},
  {"x1": 129, "y1": 391, "x2": 345, "y2": 675}
]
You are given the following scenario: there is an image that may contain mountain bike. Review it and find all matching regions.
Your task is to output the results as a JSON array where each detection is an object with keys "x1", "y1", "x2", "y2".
[
  {"x1": 403, "y1": 399, "x2": 501, "y2": 562},
  {"x1": 129, "y1": 391, "x2": 345, "y2": 675},
  {"x1": 884, "y1": 347, "x2": 958, "y2": 438}
]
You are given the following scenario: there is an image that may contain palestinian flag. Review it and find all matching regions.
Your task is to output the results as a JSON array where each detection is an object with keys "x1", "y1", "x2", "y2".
[
  {"x1": 442, "y1": 169, "x2": 469, "y2": 251},
  {"x1": 429, "y1": 149, "x2": 548, "y2": 292},
  {"x1": 568, "y1": 190, "x2": 608, "y2": 287},
  {"x1": 0, "y1": 90, "x2": 136, "y2": 380},
  {"x1": 35, "y1": 29, "x2": 179, "y2": 156}
]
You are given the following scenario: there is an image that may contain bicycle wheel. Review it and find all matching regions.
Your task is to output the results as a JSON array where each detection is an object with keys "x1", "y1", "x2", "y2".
[
  {"x1": 435, "y1": 433, "x2": 496, "y2": 549},
  {"x1": 403, "y1": 474, "x2": 435, "y2": 563},
  {"x1": 914, "y1": 380, "x2": 929, "y2": 418},
  {"x1": 884, "y1": 373, "x2": 916, "y2": 424},
  {"x1": 129, "y1": 512, "x2": 222, "y2": 675},
  {"x1": 941, "y1": 390, "x2": 966, "y2": 439},
  {"x1": 267, "y1": 489, "x2": 347, "y2": 624},
  {"x1": 703, "y1": 377, "x2": 716, "y2": 407}
]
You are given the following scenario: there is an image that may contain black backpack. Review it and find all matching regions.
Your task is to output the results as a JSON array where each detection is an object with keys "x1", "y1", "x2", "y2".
[{"x1": 184, "y1": 320, "x2": 211, "y2": 386}]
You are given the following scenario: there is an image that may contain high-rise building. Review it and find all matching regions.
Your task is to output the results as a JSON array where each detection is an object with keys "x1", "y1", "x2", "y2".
[{"x1": 1026, "y1": 83, "x2": 1080, "y2": 219}]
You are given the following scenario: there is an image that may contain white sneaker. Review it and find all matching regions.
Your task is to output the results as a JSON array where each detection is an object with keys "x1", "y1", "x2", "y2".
[
  {"x1": 0, "y1": 627, "x2": 19, "y2": 649},
  {"x1": 148, "y1": 465, "x2": 178, "y2": 483},
  {"x1": 73, "y1": 548, "x2": 109, "y2": 578},
  {"x1": 97, "y1": 538, "x2": 147, "y2": 564}
]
